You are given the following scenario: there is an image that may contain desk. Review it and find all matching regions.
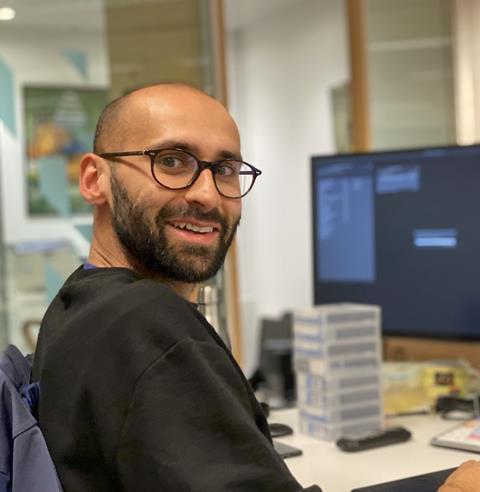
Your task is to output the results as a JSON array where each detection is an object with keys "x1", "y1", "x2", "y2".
[{"x1": 270, "y1": 409, "x2": 477, "y2": 492}]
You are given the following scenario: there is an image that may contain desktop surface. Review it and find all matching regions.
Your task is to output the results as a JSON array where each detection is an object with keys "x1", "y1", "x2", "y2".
[{"x1": 271, "y1": 409, "x2": 476, "y2": 492}]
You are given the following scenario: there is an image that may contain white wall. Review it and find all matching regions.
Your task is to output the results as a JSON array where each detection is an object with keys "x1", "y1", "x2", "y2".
[
  {"x1": 226, "y1": 0, "x2": 350, "y2": 374},
  {"x1": 452, "y1": 0, "x2": 480, "y2": 145}
]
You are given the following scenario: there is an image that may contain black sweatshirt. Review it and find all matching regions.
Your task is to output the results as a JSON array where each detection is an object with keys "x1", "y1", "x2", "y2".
[{"x1": 32, "y1": 266, "x2": 321, "y2": 492}]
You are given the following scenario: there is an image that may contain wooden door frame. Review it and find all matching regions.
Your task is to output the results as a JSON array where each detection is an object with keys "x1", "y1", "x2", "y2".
[{"x1": 210, "y1": 0, "x2": 243, "y2": 365}]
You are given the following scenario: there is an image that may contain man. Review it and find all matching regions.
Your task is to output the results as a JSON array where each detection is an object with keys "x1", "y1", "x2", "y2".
[
  {"x1": 439, "y1": 461, "x2": 480, "y2": 492},
  {"x1": 32, "y1": 83, "x2": 480, "y2": 492},
  {"x1": 32, "y1": 84, "x2": 321, "y2": 491}
]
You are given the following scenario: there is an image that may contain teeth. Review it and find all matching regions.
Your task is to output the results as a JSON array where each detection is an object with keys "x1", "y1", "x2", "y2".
[{"x1": 173, "y1": 222, "x2": 214, "y2": 233}]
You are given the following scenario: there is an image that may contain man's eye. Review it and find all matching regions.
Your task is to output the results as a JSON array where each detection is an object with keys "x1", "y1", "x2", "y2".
[
  {"x1": 160, "y1": 156, "x2": 184, "y2": 168},
  {"x1": 217, "y1": 163, "x2": 239, "y2": 177}
]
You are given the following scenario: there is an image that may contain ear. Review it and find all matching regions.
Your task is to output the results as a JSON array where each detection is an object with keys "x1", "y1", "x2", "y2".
[{"x1": 79, "y1": 153, "x2": 109, "y2": 205}]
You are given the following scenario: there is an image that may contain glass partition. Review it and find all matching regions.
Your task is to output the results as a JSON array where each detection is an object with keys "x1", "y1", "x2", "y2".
[
  {"x1": 0, "y1": 0, "x2": 226, "y2": 352},
  {"x1": 364, "y1": 0, "x2": 456, "y2": 150}
]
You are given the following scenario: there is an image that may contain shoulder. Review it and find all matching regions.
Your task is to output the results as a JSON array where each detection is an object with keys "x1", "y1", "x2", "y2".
[
  {"x1": 35, "y1": 266, "x2": 216, "y2": 378},
  {"x1": 60, "y1": 266, "x2": 204, "y2": 338}
]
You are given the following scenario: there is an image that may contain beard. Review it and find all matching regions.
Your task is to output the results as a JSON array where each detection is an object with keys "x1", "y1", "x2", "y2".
[{"x1": 109, "y1": 173, "x2": 240, "y2": 283}]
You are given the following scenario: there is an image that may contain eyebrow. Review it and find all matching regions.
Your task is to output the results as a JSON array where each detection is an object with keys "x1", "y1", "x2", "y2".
[{"x1": 149, "y1": 139, "x2": 243, "y2": 161}]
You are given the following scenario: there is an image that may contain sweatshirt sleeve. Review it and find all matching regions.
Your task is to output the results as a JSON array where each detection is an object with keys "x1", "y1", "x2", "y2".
[{"x1": 114, "y1": 338, "x2": 321, "y2": 492}]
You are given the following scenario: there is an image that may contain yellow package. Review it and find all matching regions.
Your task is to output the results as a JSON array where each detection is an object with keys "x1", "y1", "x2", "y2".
[
  {"x1": 383, "y1": 362, "x2": 430, "y2": 415},
  {"x1": 422, "y1": 361, "x2": 468, "y2": 406}
]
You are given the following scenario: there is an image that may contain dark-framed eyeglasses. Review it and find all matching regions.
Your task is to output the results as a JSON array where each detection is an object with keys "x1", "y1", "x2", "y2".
[{"x1": 97, "y1": 148, "x2": 262, "y2": 199}]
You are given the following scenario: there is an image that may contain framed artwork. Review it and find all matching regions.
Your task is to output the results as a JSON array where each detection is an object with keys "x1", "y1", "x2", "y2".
[{"x1": 24, "y1": 86, "x2": 108, "y2": 216}]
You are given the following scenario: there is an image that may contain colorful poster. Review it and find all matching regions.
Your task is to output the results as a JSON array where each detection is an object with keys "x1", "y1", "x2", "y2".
[{"x1": 24, "y1": 86, "x2": 108, "y2": 216}]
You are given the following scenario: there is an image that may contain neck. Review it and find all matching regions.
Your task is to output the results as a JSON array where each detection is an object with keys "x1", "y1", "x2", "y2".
[
  {"x1": 167, "y1": 282, "x2": 200, "y2": 303},
  {"x1": 87, "y1": 221, "x2": 200, "y2": 303}
]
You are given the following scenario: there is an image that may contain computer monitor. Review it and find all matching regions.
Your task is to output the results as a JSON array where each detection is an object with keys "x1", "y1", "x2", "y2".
[{"x1": 311, "y1": 144, "x2": 480, "y2": 340}]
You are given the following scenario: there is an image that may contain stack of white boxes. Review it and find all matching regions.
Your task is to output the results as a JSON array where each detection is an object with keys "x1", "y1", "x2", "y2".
[{"x1": 293, "y1": 303, "x2": 384, "y2": 441}]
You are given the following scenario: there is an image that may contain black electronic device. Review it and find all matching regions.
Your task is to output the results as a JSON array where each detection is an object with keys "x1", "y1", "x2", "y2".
[
  {"x1": 256, "y1": 313, "x2": 296, "y2": 407},
  {"x1": 435, "y1": 395, "x2": 480, "y2": 419},
  {"x1": 269, "y1": 422, "x2": 294, "y2": 438},
  {"x1": 311, "y1": 144, "x2": 480, "y2": 340},
  {"x1": 351, "y1": 467, "x2": 456, "y2": 492},
  {"x1": 336, "y1": 426, "x2": 411, "y2": 452},
  {"x1": 272, "y1": 440, "x2": 303, "y2": 459}
]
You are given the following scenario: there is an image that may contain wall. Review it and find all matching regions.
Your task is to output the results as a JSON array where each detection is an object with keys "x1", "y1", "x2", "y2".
[
  {"x1": 453, "y1": 0, "x2": 480, "y2": 145},
  {"x1": 226, "y1": 0, "x2": 350, "y2": 374}
]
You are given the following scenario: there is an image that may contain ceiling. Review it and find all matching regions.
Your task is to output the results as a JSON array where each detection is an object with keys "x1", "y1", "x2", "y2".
[
  {"x1": 0, "y1": 0, "x2": 307, "y2": 34},
  {"x1": 0, "y1": 0, "x2": 190, "y2": 33},
  {"x1": 0, "y1": 0, "x2": 104, "y2": 32}
]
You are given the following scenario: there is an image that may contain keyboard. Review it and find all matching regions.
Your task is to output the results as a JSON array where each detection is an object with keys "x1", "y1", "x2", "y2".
[{"x1": 351, "y1": 468, "x2": 456, "y2": 492}]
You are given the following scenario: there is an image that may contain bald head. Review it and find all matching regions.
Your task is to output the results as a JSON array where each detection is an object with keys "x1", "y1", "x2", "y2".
[{"x1": 93, "y1": 84, "x2": 237, "y2": 154}]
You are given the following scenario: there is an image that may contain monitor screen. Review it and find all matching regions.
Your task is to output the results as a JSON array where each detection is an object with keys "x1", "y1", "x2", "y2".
[{"x1": 311, "y1": 145, "x2": 480, "y2": 340}]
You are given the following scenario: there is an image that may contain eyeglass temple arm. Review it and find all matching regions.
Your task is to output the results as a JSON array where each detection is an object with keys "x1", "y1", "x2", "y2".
[{"x1": 98, "y1": 151, "x2": 147, "y2": 158}]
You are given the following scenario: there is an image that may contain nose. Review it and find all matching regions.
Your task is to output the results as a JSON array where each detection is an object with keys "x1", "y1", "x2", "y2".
[{"x1": 183, "y1": 169, "x2": 222, "y2": 210}]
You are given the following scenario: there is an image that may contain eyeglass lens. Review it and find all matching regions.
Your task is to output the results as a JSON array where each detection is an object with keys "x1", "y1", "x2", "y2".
[{"x1": 152, "y1": 149, "x2": 254, "y2": 198}]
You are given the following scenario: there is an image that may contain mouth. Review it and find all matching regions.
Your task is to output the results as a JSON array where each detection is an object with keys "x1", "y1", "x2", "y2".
[
  {"x1": 170, "y1": 221, "x2": 218, "y2": 234},
  {"x1": 166, "y1": 219, "x2": 221, "y2": 245}
]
